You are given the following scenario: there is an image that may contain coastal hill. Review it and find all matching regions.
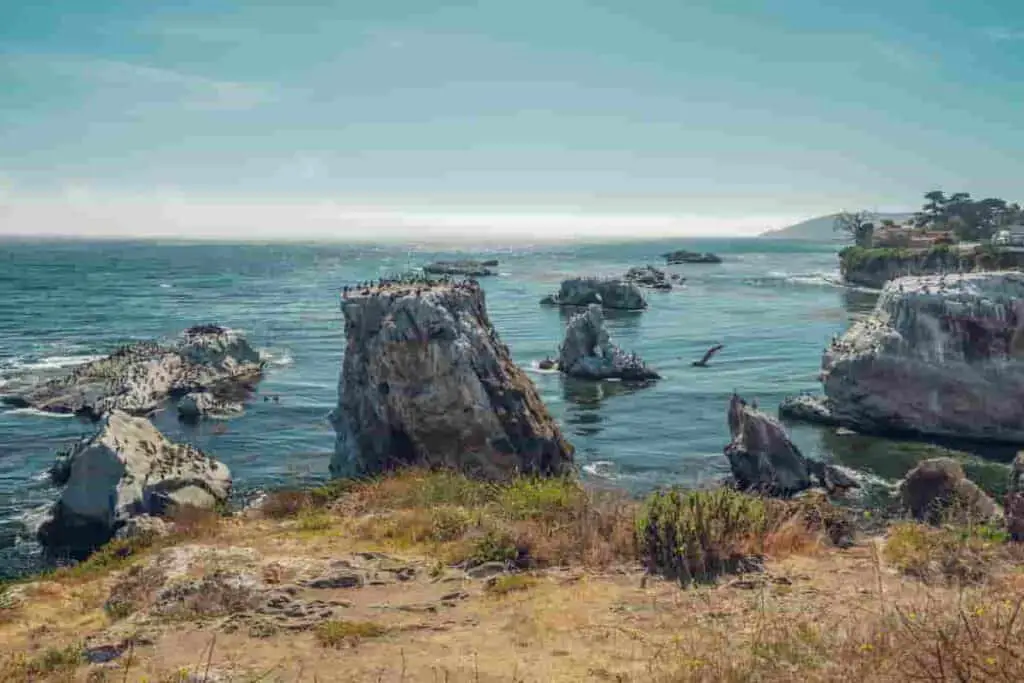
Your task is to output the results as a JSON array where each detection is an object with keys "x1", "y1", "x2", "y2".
[{"x1": 760, "y1": 213, "x2": 913, "y2": 242}]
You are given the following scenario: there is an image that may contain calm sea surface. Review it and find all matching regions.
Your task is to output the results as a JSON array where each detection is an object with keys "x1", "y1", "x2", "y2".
[{"x1": 0, "y1": 237, "x2": 1010, "y2": 577}]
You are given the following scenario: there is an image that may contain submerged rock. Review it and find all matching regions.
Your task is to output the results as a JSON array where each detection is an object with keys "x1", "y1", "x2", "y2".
[
  {"x1": 423, "y1": 260, "x2": 496, "y2": 276},
  {"x1": 558, "y1": 305, "x2": 659, "y2": 381},
  {"x1": 663, "y1": 250, "x2": 722, "y2": 265},
  {"x1": 4, "y1": 325, "x2": 263, "y2": 420},
  {"x1": 624, "y1": 265, "x2": 673, "y2": 291},
  {"x1": 38, "y1": 411, "x2": 231, "y2": 553},
  {"x1": 177, "y1": 391, "x2": 244, "y2": 422},
  {"x1": 724, "y1": 394, "x2": 858, "y2": 496},
  {"x1": 787, "y1": 272, "x2": 1024, "y2": 442},
  {"x1": 899, "y1": 458, "x2": 1001, "y2": 525},
  {"x1": 330, "y1": 278, "x2": 574, "y2": 480},
  {"x1": 539, "y1": 277, "x2": 647, "y2": 310}
]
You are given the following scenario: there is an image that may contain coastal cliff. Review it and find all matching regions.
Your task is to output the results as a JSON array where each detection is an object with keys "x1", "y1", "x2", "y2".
[
  {"x1": 839, "y1": 245, "x2": 1024, "y2": 289},
  {"x1": 330, "y1": 278, "x2": 574, "y2": 480},
  {"x1": 782, "y1": 271, "x2": 1024, "y2": 442}
]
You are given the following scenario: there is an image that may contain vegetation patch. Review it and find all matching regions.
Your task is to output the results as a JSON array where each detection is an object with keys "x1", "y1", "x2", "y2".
[
  {"x1": 485, "y1": 574, "x2": 539, "y2": 596},
  {"x1": 315, "y1": 619, "x2": 388, "y2": 648},
  {"x1": 0, "y1": 644, "x2": 83, "y2": 680},
  {"x1": 884, "y1": 522, "x2": 1008, "y2": 584}
]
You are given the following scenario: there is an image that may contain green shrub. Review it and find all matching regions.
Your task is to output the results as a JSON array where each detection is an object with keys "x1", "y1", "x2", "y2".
[{"x1": 315, "y1": 619, "x2": 388, "y2": 648}]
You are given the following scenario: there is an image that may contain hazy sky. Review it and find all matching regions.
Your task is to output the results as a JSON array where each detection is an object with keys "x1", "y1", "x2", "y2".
[{"x1": 2, "y1": 0, "x2": 1023, "y2": 240}]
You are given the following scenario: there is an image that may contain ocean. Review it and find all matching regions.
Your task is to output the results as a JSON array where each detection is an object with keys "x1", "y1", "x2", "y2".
[{"x1": 0, "y1": 237, "x2": 1006, "y2": 578}]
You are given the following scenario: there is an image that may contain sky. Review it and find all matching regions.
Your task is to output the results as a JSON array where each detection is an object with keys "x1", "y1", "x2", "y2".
[{"x1": 2, "y1": 0, "x2": 1024, "y2": 241}]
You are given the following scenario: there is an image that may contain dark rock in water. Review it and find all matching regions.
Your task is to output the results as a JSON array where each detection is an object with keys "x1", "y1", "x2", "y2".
[
  {"x1": 330, "y1": 279, "x2": 574, "y2": 480},
  {"x1": 725, "y1": 394, "x2": 858, "y2": 496},
  {"x1": 176, "y1": 391, "x2": 244, "y2": 422},
  {"x1": 800, "y1": 272, "x2": 1024, "y2": 442},
  {"x1": 481, "y1": 259, "x2": 499, "y2": 267},
  {"x1": 539, "y1": 277, "x2": 647, "y2": 310},
  {"x1": 538, "y1": 358, "x2": 558, "y2": 371},
  {"x1": 663, "y1": 250, "x2": 722, "y2": 265},
  {"x1": 423, "y1": 260, "x2": 496, "y2": 276},
  {"x1": 4, "y1": 327, "x2": 263, "y2": 421},
  {"x1": 899, "y1": 457, "x2": 1001, "y2": 525},
  {"x1": 624, "y1": 265, "x2": 673, "y2": 291},
  {"x1": 558, "y1": 305, "x2": 659, "y2": 381},
  {"x1": 778, "y1": 395, "x2": 841, "y2": 426},
  {"x1": 38, "y1": 410, "x2": 231, "y2": 554}
]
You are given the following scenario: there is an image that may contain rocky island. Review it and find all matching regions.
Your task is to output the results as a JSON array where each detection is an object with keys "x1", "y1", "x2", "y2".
[
  {"x1": 662, "y1": 249, "x2": 722, "y2": 264},
  {"x1": 623, "y1": 265, "x2": 673, "y2": 290},
  {"x1": 781, "y1": 271, "x2": 1024, "y2": 442},
  {"x1": 539, "y1": 277, "x2": 647, "y2": 310},
  {"x1": 331, "y1": 277, "x2": 574, "y2": 480},
  {"x1": 557, "y1": 304, "x2": 659, "y2": 381},
  {"x1": 1, "y1": 325, "x2": 264, "y2": 420},
  {"x1": 422, "y1": 259, "x2": 498, "y2": 276}
]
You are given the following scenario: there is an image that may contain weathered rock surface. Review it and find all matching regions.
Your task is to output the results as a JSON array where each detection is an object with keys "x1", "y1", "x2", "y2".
[
  {"x1": 38, "y1": 410, "x2": 232, "y2": 552},
  {"x1": 663, "y1": 250, "x2": 722, "y2": 265},
  {"x1": 783, "y1": 272, "x2": 1024, "y2": 442},
  {"x1": 423, "y1": 260, "x2": 496, "y2": 276},
  {"x1": 176, "y1": 391, "x2": 243, "y2": 421},
  {"x1": 899, "y1": 457, "x2": 1001, "y2": 525},
  {"x1": 558, "y1": 305, "x2": 659, "y2": 381},
  {"x1": 330, "y1": 279, "x2": 574, "y2": 480},
  {"x1": 1008, "y1": 452, "x2": 1024, "y2": 541},
  {"x1": 539, "y1": 277, "x2": 647, "y2": 310},
  {"x1": 778, "y1": 394, "x2": 841, "y2": 426},
  {"x1": 624, "y1": 265, "x2": 673, "y2": 291},
  {"x1": 725, "y1": 394, "x2": 858, "y2": 496},
  {"x1": 4, "y1": 325, "x2": 263, "y2": 420}
]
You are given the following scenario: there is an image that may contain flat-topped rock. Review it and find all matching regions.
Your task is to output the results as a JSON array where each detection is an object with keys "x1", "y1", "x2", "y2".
[
  {"x1": 663, "y1": 250, "x2": 722, "y2": 265},
  {"x1": 331, "y1": 278, "x2": 574, "y2": 480},
  {"x1": 558, "y1": 304, "x2": 659, "y2": 381},
  {"x1": 3, "y1": 325, "x2": 263, "y2": 420},
  {"x1": 38, "y1": 410, "x2": 232, "y2": 554},
  {"x1": 540, "y1": 277, "x2": 647, "y2": 310},
  {"x1": 423, "y1": 260, "x2": 496, "y2": 276},
  {"x1": 624, "y1": 265, "x2": 673, "y2": 291},
  {"x1": 787, "y1": 271, "x2": 1024, "y2": 442}
]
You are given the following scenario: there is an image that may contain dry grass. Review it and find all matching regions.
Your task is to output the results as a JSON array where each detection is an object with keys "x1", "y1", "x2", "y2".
[
  {"x1": 484, "y1": 573, "x2": 540, "y2": 596},
  {"x1": 883, "y1": 521, "x2": 1010, "y2": 585},
  {"x1": 315, "y1": 619, "x2": 389, "y2": 648}
]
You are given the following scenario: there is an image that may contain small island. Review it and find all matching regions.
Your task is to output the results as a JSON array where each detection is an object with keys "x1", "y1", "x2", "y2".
[
  {"x1": 662, "y1": 249, "x2": 722, "y2": 264},
  {"x1": 423, "y1": 259, "x2": 497, "y2": 276}
]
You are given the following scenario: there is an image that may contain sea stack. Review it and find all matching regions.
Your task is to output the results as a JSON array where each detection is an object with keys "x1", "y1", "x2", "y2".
[
  {"x1": 330, "y1": 278, "x2": 574, "y2": 480},
  {"x1": 539, "y1": 277, "x2": 647, "y2": 310},
  {"x1": 780, "y1": 272, "x2": 1024, "y2": 442},
  {"x1": 558, "y1": 304, "x2": 659, "y2": 381}
]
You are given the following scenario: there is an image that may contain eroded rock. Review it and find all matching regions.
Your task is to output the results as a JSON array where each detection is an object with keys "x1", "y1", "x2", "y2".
[
  {"x1": 558, "y1": 304, "x2": 659, "y2": 381},
  {"x1": 900, "y1": 457, "x2": 1001, "y2": 525},
  {"x1": 331, "y1": 278, "x2": 573, "y2": 480},
  {"x1": 540, "y1": 277, "x2": 647, "y2": 310},
  {"x1": 624, "y1": 265, "x2": 673, "y2": 291}
]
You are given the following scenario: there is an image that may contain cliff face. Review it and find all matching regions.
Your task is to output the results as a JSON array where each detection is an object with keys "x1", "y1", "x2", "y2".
[
  {"x1": 839, "y1": 246, "x2": 1024, "y2": 289},
  {"x1": 331, "y1": 279, "x2": 574, "y2": 480},
  {"x1": 818, "y1": 271, "x2": 1024, "y2": 441}
]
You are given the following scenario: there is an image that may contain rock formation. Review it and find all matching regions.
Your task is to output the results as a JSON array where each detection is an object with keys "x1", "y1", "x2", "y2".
[
  {"x1": 624, "y1": 265, "x2": 673, "y2": 291},
  {"x1": 898, "y1": 458, "x2": 1001, "y2": 525},
  {"x1": 330, "y1": 278, "x2": 574, "y2": 480},
  {"x1": 557, "y1": 305, "x2": 659, "y2": 381},
  {"x1": 3, "y1": 325, "x2": 263, "y2": 420},
  {"x1": 663, "y1": 250, "x2": 722, "y2": 265},
  {"x1": 725, "y1": 394, "x2": 858, "y2": 496},
  {"x1": 38, "y1": 410, "x2": 232, "y2": 553},
  {"x1": 780, "y1": 272, "x2": 1024, "y2": 442},
  {"x1": 539, "y1": 277, "x2": 647, "y2": 310},
  {"x1": 839, "y1": 245, "x2": 1024, "y2": 289},
  {"x1": 423, "y1": 260, "x2": 496, "y2": 276},
  {"x1": 1007, "y1": 453, "x2": 1024, "y2": 540}
]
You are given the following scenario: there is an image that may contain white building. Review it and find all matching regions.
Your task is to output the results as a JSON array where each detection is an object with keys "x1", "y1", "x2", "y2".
[{"x1": 993, "y1": 226, "x2": 1024, "y2": 246}]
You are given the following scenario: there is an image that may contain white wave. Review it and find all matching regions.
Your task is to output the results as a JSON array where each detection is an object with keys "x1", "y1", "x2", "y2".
[
  {"x1": 582, "y1": 461, "x2": 617, "y2": 479},
  {"x1": 261, "y1": 348, "x2": 295, "y2": 367},
  {"x1": 16, "y1": 502, "x2": 54, "y2": 535},
  {"x1": 159, "y1": 283, "x2": 173, "y2": 289},
  {"x1": 4, "y1": 354, "x2": 105, "y2": 373},
  {"x1": 6, "y1": 408, "x2": 75, "y2": 419},
  {"x1": 523, "y1": 359, "x2": 559, "y2": 375}
]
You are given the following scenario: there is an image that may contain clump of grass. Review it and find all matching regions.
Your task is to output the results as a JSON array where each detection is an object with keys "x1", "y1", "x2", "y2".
[
  {"x1": 485, "y1": 574, "x2": 539, "y2": 596},
  {"x1": 637, "y1": 487, "x2": 774, "y2": 585},
  {"x1": 0, "y1": 644, "x2": 83, "y2": 680},
  {"x1": 259, "y1": 489, "x2": 315, "y2": 519},
  {"x1": 315, "y1": 619, "x2": 388, "y2": 648},
  {"x1": 296, "y1": 509, "x2": 334, "y2": 532},
  {"x1": 0, "y1": 584, "x2": 20, "y2": 624},
  {"x1": 53, "y1": 536, "x2": 154, "y2": 583},
  {"x1": 884, "y1": 522, "x2": 1006, "y2": 584},
  {"x1": 104, "y1": 563, "x2": 167, "y2": 621}
]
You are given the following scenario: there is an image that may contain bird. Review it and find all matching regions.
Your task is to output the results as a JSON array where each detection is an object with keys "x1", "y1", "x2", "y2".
[{"x1": 692, "y1": 344, "x2": 725, "y2": 367}]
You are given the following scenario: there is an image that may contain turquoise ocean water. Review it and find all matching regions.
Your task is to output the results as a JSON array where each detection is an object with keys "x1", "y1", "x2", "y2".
[{"x1": 0, "y1": 237, "x2": 1007, "y2": 577}]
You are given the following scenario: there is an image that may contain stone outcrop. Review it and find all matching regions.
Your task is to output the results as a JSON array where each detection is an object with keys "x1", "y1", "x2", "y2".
[
  {"x1": 177, "y1": 391, "x2": 244, "y2": 422},
  {"x1": 725, "y1": 394, "x2": 858, "y2": 496},
  {"x1": 781, "y1": 272, "x2": 1024, "y2": 442},
  {"x1": 38, "y1": 410, "x2": 232, "y2": 553},
  {"x1": 557, "y1": 305, "x2": 659, "y2": 381},
  {"x1": 1007, "y1": 453, "x2": 1024, "y2": 540},
  {"x1": 423, "y1": 260, "x2": 496, "y2": 276},
  {"x1": 624, "y1": 265, "x2": 673, "y2": 291},
  {"x1": 663, "y1": 250, "x2": 722, "y2": 265},
  {"x1": 331, "y1": 278, "x2": 574, "y2": 480},
  {"x1": 839, "y1": 245, "x2": 1024, "y2": 289},
  {"x1": 539, "y1": 277, "x2": 647, "y2": 310},
  {"x1": 3, "y1": 325, "x2": 263, "y2": 420},
  {"x1": 899, "y1": 458, "x2": 1001, "y2": 525}
]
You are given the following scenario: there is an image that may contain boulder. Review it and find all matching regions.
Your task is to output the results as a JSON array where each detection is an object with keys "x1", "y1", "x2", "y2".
[
  {"x1": 423, "y1": 260, "x2": 495, "y2": 276},
  {"x1": 38, "y1": 410, "x2": 231, "y2": 553},
  {"x1": 330, "y1": 278, "x2": 574, "y2": 480},
  {"x1": 177, "y1": 391, "x2": 244, "y2": 422},
  {"x1": 899, "y1": 458, "x2": 1001, "y2": 525},
  {"x1": 557, "y1": 305, "x2": 659, "y2": 381},
  {"x1": 4, "y1": 325, "x2": 263, "y2": 420},
  {"x1": 789, "y1": 272, "x2": 1024, "y2": 441},
  {"x1": 624, "y1": 265, "x2": 672, "y2": 291},
  {"x1": 1008, "y1": 452, "x2": 1024, "y2": 540},
  {"x1": 724, "y1": 394, "x2": 857, "y2": 496},
  {"x1": 663, "y1": 250, "x2": 722, "y2": 265},
  {"x1": 539, "y1": 277, "x2": 647, "y2": 310},
  {"x1": 778, "y1": 395, "x2": 841, "y2": 426}
]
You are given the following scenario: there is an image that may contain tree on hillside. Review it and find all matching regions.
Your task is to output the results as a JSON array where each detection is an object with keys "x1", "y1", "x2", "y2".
[
  {"x1": 834, "y1": 211, "x2": 875, "y2": 247},
  {"x1": 911, "y1": 190, "x2": 1017, "y2": 241},
  {"x1": 914, "y1": 190, "x2": 948, "y2": 228}
]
